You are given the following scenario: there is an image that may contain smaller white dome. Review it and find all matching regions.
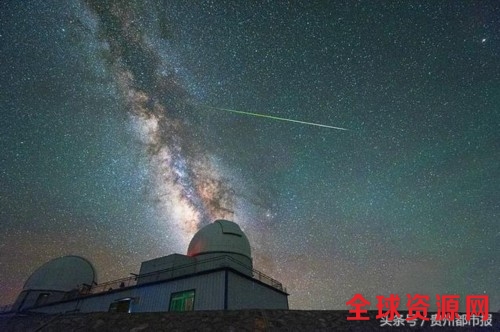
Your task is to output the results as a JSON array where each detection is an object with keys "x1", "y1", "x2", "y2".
[
  {"x1": 187, "y1": 220, "x2": 251, "y2": 260},
  {"x1": 24, "y1": 255, "x2": 96, "y2": 292}
]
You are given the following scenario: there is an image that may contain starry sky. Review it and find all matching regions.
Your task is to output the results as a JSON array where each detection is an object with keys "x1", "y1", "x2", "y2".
[{"x1": 1, "y1": 1, "x2": 499, "y2": 311}]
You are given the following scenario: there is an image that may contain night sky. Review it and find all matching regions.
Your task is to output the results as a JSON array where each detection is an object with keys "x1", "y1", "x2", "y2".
[{"x1": 1, "y1": 1, "x2": 499, "y2": 311}]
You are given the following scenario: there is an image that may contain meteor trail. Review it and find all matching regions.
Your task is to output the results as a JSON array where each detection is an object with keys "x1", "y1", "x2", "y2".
[{"x1": 203, "y1": 106, "x2": 349, "y2": 131}]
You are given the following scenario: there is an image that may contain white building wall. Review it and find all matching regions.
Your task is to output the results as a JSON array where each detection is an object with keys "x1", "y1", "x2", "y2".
[
  {"x1": 14, "y1": 290, "x2": 67, "y2": 312},
  {"x1": 28, "y1": 299, "x2": 78, "y2": 314},
  {"x1": 133, "y1": 270, "x2": 225, "y2": 312},
  {"x1": 227, "y1": 271, "x2": 288, "y2": 310},
  {"x1": 29, "y1": 270, "x2": 226, "y2": 313}
]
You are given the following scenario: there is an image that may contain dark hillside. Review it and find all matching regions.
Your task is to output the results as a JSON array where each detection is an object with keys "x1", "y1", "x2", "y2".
[{"x1": 0, "y1": 310, "x2": 498, "y2": 331}]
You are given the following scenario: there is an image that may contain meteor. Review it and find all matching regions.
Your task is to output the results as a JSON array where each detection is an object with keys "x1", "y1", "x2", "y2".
[{"x1": 202, "y1": 106, "x2": 349, "y2": 131}]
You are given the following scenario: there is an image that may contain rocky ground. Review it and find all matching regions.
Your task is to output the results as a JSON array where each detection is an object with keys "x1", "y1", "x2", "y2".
[{"x1": 0, "y1": 310, "x2": 498, "y2": 331}]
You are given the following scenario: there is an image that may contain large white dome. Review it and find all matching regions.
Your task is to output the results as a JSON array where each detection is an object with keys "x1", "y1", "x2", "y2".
[
  {"x1": 187, "y1": 220, "x2": 251, "y2": 260},
  {"x1": 24, "y1": 255, "x2": 96, "y2": 292}
]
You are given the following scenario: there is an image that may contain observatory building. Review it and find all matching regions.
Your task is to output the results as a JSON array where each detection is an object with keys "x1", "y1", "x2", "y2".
[{"x1": 11, "y1": 220, "x2": 288, "y2": 313}]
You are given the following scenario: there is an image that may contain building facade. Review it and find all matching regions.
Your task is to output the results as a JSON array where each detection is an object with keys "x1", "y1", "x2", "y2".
[{"x1": 11, "y1": 220, "x2": 288, "y2": 313}]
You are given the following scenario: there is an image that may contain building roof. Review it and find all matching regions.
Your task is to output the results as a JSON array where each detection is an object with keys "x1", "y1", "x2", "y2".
[
  {"x1": 187, "y1": 220, "x2": 251, "y2": 260},
  {"x1": 24, "y1": 255, "x2": 96, "y2": 292}
]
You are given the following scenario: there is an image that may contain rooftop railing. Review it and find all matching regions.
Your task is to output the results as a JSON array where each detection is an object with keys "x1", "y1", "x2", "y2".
[{"x1": 86, "y1": 255, "x2": 286, "y2": 295}]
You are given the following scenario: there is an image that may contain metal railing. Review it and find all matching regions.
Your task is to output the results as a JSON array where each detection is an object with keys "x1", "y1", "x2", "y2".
[
  {"x1": 86, "y1": 255, "x2": 286, "y2": 295},
  {"x1": 87, "y1": 275, "x2": 137, "y2": 294}
]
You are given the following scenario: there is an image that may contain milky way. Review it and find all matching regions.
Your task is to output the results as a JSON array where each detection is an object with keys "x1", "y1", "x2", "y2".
[{"x1": 84, "y1": 0, "x2": 236, "y2": 246}]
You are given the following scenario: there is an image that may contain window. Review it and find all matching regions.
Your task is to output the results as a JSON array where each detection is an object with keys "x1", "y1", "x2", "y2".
[
  {"x1": 169, "y1": 290, "x2": 195, "y2": 312},
  {"x1": 34, "y1": 293, "x2": 50, "y2": 307},
  {"x1": 108, "y1": 298, "x2": 132, "y2": 313}
]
